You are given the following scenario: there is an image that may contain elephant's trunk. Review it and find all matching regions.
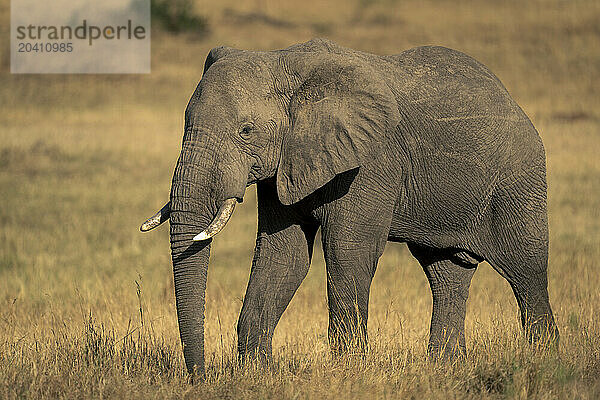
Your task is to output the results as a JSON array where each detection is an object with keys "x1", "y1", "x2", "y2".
[
  {"x1": 167, "y1": 140, "x2": 220, "y2": 377},
  {"x1": 169, "y1": 204, "x2": 212, "y2": 376},
  {"x1": 168, "y1": 198, "x2": 236, "y2": 376},
  {"x1": 167, "y1": 140, "x2": 246, "y2": 376}
]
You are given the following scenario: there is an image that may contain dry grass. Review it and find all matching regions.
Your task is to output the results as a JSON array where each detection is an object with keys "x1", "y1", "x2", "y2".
[{"x1": 1, "y1": 0, "x2": 599, "y2": 398}]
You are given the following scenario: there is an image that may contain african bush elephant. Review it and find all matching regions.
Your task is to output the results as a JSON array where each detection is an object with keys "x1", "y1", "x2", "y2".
[{"x1": 141, "y1": 38, "x2": 558, "y2": 376}]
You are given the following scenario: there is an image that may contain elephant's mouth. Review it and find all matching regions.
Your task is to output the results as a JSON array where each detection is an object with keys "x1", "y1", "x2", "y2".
[{"x1": 140, "y1": 197, "x2": 238, "y2": 241}]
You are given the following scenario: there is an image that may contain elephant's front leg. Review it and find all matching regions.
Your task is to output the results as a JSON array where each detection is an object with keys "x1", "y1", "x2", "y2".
[
  {"x1": 318, "y1": 175, "x2": 396, "y2": 356},
  {"x1": 237, "y1": 181, "x2": 317, "y2": 363},
  {"x1": 322, "y1": 239, "x2": 382, "y2": 355}
]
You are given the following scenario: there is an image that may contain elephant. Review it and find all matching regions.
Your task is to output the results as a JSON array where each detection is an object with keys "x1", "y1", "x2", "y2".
[{"x1": 140, "y1": 38, "x2": 559, "y2": 376}]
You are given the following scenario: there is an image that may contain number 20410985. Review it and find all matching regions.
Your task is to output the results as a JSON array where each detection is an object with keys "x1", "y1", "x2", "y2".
[{"x1": 17, "y1": 42, "x2": 73, "y2": 53}]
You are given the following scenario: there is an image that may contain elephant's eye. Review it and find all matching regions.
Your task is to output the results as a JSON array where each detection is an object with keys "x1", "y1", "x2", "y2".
[{"x1": 239, "y1": 123, "x2": 254, "y2": 138}]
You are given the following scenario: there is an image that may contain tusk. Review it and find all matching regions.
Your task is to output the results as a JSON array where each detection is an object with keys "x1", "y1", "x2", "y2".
[
  {"x1": 193, "y1": 198, "x2": 237, "y2": 241},
  {"x1": 140, "y1": 201, "x2": 171, "y2": 232}
]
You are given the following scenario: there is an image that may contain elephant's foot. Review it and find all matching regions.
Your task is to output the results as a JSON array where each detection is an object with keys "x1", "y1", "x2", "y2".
[
  {"x1": 427, "y1": 328, "x2": 467, "y2": 362},
  {"x1": 328, "y1": 321, "x2": 369, "y2": 359},
  {"x1": 523, "y1": 311, "x2": 560, "y2": 349},
  {"x1": 238, "y1": 344, "x2": 272, "y2": 365}
]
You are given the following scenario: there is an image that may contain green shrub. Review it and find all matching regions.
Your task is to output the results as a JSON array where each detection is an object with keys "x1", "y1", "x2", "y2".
[{"x1": 151, "y1": 0, "x2": 208, "y2": 34}]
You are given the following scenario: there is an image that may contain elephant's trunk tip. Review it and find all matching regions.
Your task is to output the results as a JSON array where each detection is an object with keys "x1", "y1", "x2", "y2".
[
  {"x1": 193, "y1": 198, "x2": 237, "y2": 241},
  {"x1": 140, "y1": 201, "x2": 171, "y2": 232}
]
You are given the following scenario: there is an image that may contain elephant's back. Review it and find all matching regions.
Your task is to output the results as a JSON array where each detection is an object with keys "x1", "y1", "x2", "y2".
[
  {"x1": 382, "y1": 45, "x2": 545, "y2": 180},
  {"x1": 383, "y1": 46, "x2": 503, "y2": 88},
  {"x1": 383, "y1": 46, "x2": 523, "y2": 131}
]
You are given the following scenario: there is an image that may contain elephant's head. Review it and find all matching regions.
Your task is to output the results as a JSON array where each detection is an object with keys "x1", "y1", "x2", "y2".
[{"x1": 140, "y1": 39, "x2": 399, "y2": 375}]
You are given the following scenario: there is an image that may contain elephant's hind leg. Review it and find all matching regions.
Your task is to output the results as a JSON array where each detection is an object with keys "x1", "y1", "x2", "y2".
[
  {"x1": 483, "y1": 240, "x2": 558, "y2": 345},
  {"x1": 479, "y1": 177, "x2": 559, "y2": 346},
  {"x1": 408, "y1": 244, "x2": 478, "y2": 360}
]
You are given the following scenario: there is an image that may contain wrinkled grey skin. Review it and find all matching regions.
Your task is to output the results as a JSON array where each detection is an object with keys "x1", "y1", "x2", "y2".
[{"x1": 163, "y1": 38, "x2": 558, "y2": 376}]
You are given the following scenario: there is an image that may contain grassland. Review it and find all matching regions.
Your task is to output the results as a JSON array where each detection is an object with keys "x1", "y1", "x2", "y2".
[{"x1": 1, "y1": 0, "x2": 599, "y2": 398}]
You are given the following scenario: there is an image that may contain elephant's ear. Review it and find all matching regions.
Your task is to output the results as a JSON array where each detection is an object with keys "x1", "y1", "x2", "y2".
[
  {"x1": 276, "y1": 57, "x2": 399, "y2": 205},
  {"x1": 203, "y1": 46, "x2": 241, "y2": 74}
]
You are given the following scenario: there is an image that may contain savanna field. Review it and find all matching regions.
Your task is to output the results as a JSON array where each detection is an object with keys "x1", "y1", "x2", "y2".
[{"x1": 1, "y1": 0, "x2": 599, "y2": 398}]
